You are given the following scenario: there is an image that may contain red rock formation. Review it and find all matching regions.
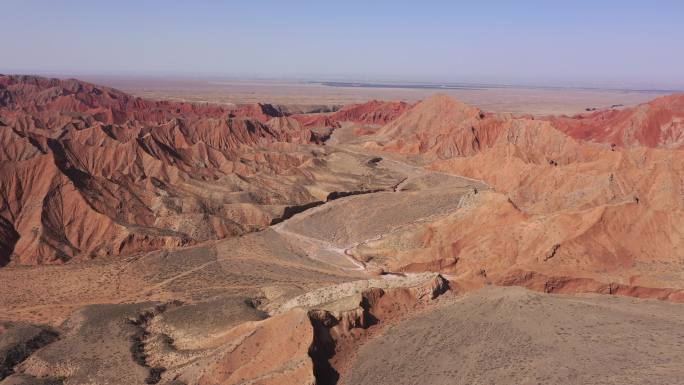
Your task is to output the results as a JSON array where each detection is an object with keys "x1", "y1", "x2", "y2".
[
  {"x1": 365, "y1": 93, "x2": 684, "y2": 159},
  {"x1": 352, "y1": 93, "x2": 684, "y2": 298},
  {"x1": 366, "y1": 94, "x2": 508, "y2": 158},
  {"x1": 292, "y1": 100, "x2": 410, "y2": 128},
  {"x1": 0, "y1": 75, "x2": 319, "y2": 265},
  {"x1": 229, "y1": 103, "x2": 285, "y2": 122},
  {"x1": 331, "y1": 100, "x2": 410, "y2": 125},
  {"x1": 497, "y1": 269, "x2": 684, "y2": 302},
  {"x1": 548, "y1": 94, "x2": 684, "y2": 148},
  {"x1": 166, "y1": 275, "x2": 450, "y2": 385},
  {"x1": 194, "y1": 309, "x2": 317, "y2": 385}
]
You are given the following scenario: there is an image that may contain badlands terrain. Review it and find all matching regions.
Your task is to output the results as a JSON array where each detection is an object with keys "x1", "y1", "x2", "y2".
[{"x1": 1, "y1": 75, "x2": 684, "y2": 385}]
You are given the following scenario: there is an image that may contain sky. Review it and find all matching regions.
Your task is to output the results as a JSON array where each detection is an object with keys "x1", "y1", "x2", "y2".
[{"x1": 1, "y1": 0, "x2": 683, "y2": 88}]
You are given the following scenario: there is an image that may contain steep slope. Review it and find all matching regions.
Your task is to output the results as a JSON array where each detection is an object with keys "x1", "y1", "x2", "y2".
[
  {"x1": 0, "y1": 75, "x2": 402, "y2": 265},
  {"x1": 349, "y1": 94, "x2": 684, "y2": 296},
  {"x1": 292, "y1": 100, "x2": 410, "y2": 129},
  {"x1": 330, "y1": 100, "x2": 410, "y2": 125},
  {"x1": 548, "y1": 94, "x2": 684, "y2": 148},
  {"x1": 363, "y1": 94, "x2": 509, "y2": 158}
]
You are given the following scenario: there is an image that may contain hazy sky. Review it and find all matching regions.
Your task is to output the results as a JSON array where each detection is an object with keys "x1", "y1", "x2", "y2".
[{"x1": 2, "y1": 0, "x2": 683, "y2": 88}]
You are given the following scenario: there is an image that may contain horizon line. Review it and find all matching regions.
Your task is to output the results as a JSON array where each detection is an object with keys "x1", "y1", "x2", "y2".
[{"x1": 2, "y1": 70, "x2": 684, "y2": 94}]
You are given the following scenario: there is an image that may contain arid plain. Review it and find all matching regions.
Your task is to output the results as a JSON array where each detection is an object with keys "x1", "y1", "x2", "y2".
[
  {"x1": 1, "y1": 75, "x2": 683, "y2": 385},
  {"x1": 82, "y1": 76, "x2": 673, "y2": 116}
]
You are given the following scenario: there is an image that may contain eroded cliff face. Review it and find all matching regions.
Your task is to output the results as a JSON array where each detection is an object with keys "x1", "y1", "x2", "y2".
[
  {"x1": 547, "y1": 94, "x2": 684, "y2": 148},
  {"x1": 1, "y1": 273, "x2": 449, "y2": 385},
  {"x1": 347, "y1": 93, "x2": 684, "y2": 299},
  {"x1": 178, "y1": 274, "x2": 450, "y2": 385},
  {"x1": 292, "y1": 100, "x2": 411, "y2": 129},
  {"x1": 363, "y1": 93, "x2": 684, "y2": 156},
  {"x1": 0, "y1": 76, "x2": 407, "y2": 265}
]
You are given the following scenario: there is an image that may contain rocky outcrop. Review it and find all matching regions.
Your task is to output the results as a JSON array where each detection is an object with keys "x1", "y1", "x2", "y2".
[
  {"x1": 325, "y1": 188, "x2": 386, "y2": 201},
  {"x1": 329, "y1": 100, "x2": 410, "y2": 125},
  {"x1": 228, "y1": 103, "x2": 285, "y2": 122},
  {"x1": 152, "y1": 274, "x2": 451, "y2": 385},
  {"x1": 0, "y1": 322, "x2": 59, "y2": 381},
  {"x1": 304, "y1": 274, "x2": 449, "y2": 384},
  {"x1": 292, "y1": 100, "x2": 410, "y2": 129},
  {"x1": 270, "y1": 201, "x2": 325, "y2": 225},
  {"x1": 497, "y1": 269, "x2": 684, "y2": 302},
  {"x1": 548, "y1": 94, "x2": 684, "y2": 148},
  {"x1": 8, "y1": 303, "x2": 160, "y2": 385},
  {"x1": 272, "y1": 273, "x2": 448, "y2": 315},
  {"x1": 126, "y1": 302, "x2": 183, "y2": 384}
]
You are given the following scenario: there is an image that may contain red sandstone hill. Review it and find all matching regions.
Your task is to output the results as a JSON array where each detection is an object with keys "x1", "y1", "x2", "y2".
[
  {"x1": 292, "y1": 100, "x2": 410, "y2": 128},
  {"x1": 331, "y1": 99, "x2": 410, "y2": 125},
  {"x1": 0, "y1": 76, "x2": 314, "y2": 265},
  {"x1": 364, "y1": 93, "x2": 684, "y2": 161},
  {"x1": 0, "y1": 75, "x2": 286, "y2": 123},
  {"x1": 3, "y1": 74, "x2": 683, "y2": 288},
  {"x1": 345, "y1": 93, "x2": 684, "y2": 297},
  {"x1": 547, "y1": 94, "x2": 684, "y2": 148},
  {"x1": 0, "y1": 75, "x2": 400, "y2": 266},
  {"x1": 366, "y1": 94, "x2": 507, "y2": 158}
]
